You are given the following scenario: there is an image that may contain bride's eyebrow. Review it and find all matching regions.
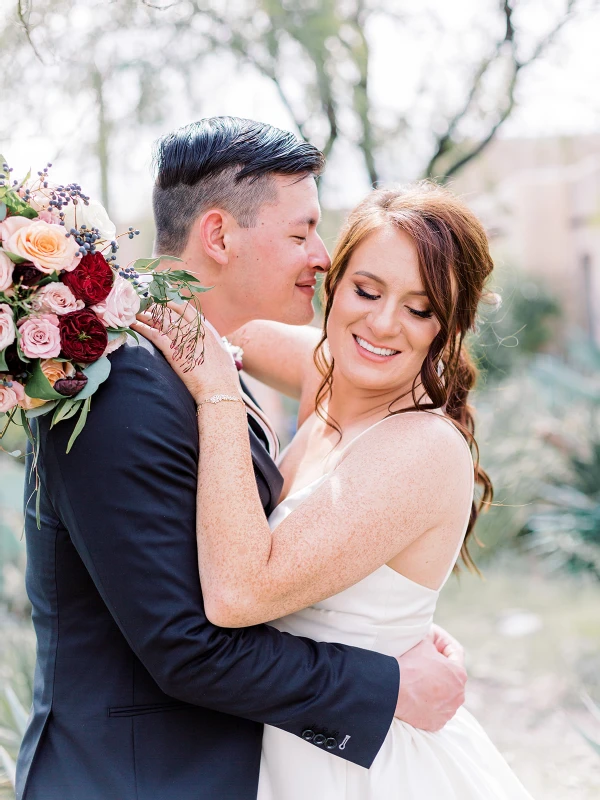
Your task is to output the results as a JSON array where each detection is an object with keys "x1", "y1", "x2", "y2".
[{"x1": 354, "y1": 271, "x2": 428, "y2": 297}]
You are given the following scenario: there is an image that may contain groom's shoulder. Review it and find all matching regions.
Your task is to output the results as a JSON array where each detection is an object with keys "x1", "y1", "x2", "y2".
[{"x1": 105, "y1": 336, "x2": 195, "y2": 415}]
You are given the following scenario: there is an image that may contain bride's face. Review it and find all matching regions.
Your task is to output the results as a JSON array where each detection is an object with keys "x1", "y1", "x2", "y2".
[{"x1": 326, "y1": 226, "x2": 441, "y2": 396}]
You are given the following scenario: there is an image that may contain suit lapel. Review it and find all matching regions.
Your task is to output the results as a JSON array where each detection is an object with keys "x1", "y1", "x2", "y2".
[{"x1": 241, "y1": 377, "x2": 284, "y2": 516}]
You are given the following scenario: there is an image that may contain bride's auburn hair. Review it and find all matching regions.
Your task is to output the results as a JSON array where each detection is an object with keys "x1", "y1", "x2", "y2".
[{"x1": 314, "y1": 181, "x2": 495, "y2": 573}]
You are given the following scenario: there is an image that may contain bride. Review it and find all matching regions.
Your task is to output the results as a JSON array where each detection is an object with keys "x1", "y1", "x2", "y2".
[{"x1": 133, "y1": 181, "x2": 534, "y2": 798}]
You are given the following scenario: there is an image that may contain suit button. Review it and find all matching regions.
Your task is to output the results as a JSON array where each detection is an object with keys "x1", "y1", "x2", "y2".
[
  {"x1": 326, "y1": 737, "x2": 337, "y2": 750},
  {"x1": 301, "y1": 729, "x2": 315, "y2": 741},
  {"x1": 313, "y1": 734, "x2": 326, "y2": 746}
]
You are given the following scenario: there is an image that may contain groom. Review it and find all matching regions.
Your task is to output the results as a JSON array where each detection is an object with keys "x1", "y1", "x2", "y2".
[{"x1": 18, "y1": 117, "x2": 466, "y2": 800}]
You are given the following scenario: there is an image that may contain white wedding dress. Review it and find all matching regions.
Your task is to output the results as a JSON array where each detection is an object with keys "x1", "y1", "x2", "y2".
[{"x1": 257, "y1": 417, "x2": 534, "y2": 799}]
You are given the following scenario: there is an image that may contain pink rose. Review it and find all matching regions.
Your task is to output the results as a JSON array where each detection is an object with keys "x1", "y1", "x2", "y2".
[
  {"x1": 36, "y1": 209, "x2": 61, "y2": 224},
  {"x1": 0, "y1": 303, "x2": 16, "y2": 350},
  {"x1": 32, "y1": 283, "x2": 85, "y2": 315},
  {"x1": 92, "y1": 276, "x2": 140, "y2": 328},
  {"x1": 18, "y1": 313, "x2": 61, "y2": 359},
  {"x1": 0, "y1": 379, "x2": 25, "y2": 413},
  {"x1": 0, "y1": 250, "x2": 13, "y2": 292},
  {"x1": 3, "y1": 218, "x2": 81, "y2": 274},
  {"x1": 0, "y1": 215, "x2": 30, "y2": 243}
]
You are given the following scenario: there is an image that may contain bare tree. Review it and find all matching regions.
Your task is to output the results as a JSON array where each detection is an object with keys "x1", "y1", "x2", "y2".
[{"x1": 4, "y1": 0, "x2": 596, "y2": 198}]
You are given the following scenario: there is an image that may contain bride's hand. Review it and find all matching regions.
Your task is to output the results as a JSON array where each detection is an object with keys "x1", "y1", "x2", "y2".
[{"x1": 131, "y1": 302, "x2": 241, "y2": 403}]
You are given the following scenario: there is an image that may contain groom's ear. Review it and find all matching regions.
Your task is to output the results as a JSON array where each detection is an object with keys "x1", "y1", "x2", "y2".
[{"x1": 191, "y1": 209, "x2": 234, "y2": 267}]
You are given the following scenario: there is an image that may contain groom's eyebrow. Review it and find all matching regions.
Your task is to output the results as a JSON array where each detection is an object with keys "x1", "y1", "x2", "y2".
[{"x1": 290, "y1": 214, "x2": 320, "y2": 227}]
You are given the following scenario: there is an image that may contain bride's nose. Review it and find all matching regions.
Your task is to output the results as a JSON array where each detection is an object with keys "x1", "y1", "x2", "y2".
[{"x1": 366, "y1": 301, "x2": 403, "y2": 341}]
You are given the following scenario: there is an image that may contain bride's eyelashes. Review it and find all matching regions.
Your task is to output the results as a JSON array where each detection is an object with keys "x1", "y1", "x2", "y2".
[
  {"x1": 408, "y1": 307, "x2": 434, "y2": 319},
  {"x1": 354, "y1": 285, "x2": 379, "y2": 301},
  {"x1": 354, "y1": 285, "x2": 433, "y2": 319}
]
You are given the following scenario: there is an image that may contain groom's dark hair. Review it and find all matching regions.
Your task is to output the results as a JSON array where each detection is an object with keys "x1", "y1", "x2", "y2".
[{"x1": 152, "y1": 117, "x2": 325, "y2": 255}]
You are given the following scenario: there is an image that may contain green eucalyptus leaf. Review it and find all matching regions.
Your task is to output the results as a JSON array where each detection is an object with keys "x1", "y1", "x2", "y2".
[
  {"x1": 25, "y1": 400, "x2": 58, "y2": 419},
  {"x1": 25, "y1": 360, "x2": 65, "y2": 400},
  {"x1": 0, "y1": 202, "x2": 6, "y2": 221},
  {"x1": 138, "y1": 295, "x2": 153, "y2": 313},
  {"x1": 66, "y1": 397, "x2": 91, "y2": 453},
  {"x1": 18, "y1": 204, "x2": 38, "y2": 220},
  {"x1": 20, "y1": 409, "x2": 34, "y2": 445},
  {"x1": 4, "y1": 251, "x2": 26, "y2": 265},
  {"x1": 123, "y1": 327, "x2": 139, "y2": 343},
  {"x1": 0, "y1": 349, "x2": 7, "y2": 371},
  {"x1": 71, "y1": 356, "x2": 111, "y2": 401},
  {"x1": 13, "y1": 168, "x2": 32, "y2": 192},
  {"x1": 51, "y1": 398, "x2": 79, "y2": 427}
]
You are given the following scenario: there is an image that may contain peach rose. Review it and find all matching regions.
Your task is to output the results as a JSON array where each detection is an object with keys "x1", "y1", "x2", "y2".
[
  {"x1": 18, "y1": 393, "x2": 48, "y2": 411},
  {"x1": 92, "y1": 276, "x2": 140, "y2": 328},
  {"x1": 0, "y1": 303, "x2": 16, "y2": 351},
  {"x1": 40, "y1": 358, "x2": 76, "y2": 386},
  {"x1": 18, "y1": 313, "x2": 61, "y2": 359},
  {"x1": 0, "y1": 379, "x2": 25, "y2": 414},
  {"x1": 3, "y1": 218, "x2": 81, "y2": 274},
  {"x1": 32, "y1": 283, "x2": 84, "y2": 315},
  {"x1": 0, "y1": 250, "x2": 13, "y2": 293}
]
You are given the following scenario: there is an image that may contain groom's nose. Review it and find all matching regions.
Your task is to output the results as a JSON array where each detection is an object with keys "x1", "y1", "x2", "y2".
[{"x1": 310, "y1": 234, "x2": 331, "y2": 273}]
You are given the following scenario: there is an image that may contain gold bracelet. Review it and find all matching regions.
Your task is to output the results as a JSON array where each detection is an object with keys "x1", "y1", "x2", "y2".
[{"x1": 196, "y1": 393, "x2": 244, "y2": 415}]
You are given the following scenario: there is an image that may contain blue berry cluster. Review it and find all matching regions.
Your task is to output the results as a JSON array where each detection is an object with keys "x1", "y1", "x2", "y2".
[
  {"x1": 65, "y1": 224, "x2": 105, "y2": 257},
  {"x1": 118, "y1": 263, "x2": 149, "y2": 297},
  {"x1": 45, "y1": 179, "x2": 89, "y2": 217},
  {"x1": 0, "y1": 161, "x2": 14, "y2": 187}
]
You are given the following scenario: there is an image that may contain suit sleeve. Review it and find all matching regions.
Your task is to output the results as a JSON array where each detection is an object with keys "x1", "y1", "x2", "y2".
[{"x1": 37, "y1": 343, "x2": 399, "y2": 769}]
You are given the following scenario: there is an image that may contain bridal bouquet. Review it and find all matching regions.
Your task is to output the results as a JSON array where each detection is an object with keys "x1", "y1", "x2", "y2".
[{"x1": 0, "y1": 156, "x2": 207, "y2": 455}]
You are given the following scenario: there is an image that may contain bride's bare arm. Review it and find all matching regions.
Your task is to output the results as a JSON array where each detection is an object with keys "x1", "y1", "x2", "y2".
[
  {"x1": 195, "y1": 403, "x2": 467, "y2": 627},
  {"x1": 133, "y1": 308, "x2": 469, "y2": 629},
  {"x1": 230, "y1": 321, "x2": 321, "y2": 399}
]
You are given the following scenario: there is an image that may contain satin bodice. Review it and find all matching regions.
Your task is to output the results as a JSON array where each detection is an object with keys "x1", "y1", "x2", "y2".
[{"x1": 266, "y1": 415, "x2": 474, "y2": 658}]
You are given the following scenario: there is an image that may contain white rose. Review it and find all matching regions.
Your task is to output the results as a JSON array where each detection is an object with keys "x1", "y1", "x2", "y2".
[
  {"x1": 0, "y1": 250, "x2": 13, "y2": 292},
  {"x1": 61, "y1": 199, "x2": 117, "y2": 242},
  {"x1": 92, "y1": 276, "x2": 140, "y2": 328},
  {"x1": 0, "y1": 303, "x2": 16, "y2": 351}
]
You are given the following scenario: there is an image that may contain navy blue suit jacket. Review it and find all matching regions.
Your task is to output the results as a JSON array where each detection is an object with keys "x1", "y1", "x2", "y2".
[{"x1": 16, "y1": 339, "x2": 399, "y2": 800}]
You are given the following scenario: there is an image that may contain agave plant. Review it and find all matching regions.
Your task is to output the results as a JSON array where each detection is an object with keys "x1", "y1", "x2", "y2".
[{"x1": 519, "y1": 356, "x2": 600, "y2": 580}]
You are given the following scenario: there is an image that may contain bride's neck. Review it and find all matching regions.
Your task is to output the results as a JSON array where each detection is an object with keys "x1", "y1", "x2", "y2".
[{"x1": 325, "y1": 374, "x2": 427, "y2": 432}]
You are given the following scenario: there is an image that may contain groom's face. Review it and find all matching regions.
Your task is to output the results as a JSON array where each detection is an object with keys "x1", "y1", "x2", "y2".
[{"x1": 226, "y1": 174, "x2": 330, "y2": 325}]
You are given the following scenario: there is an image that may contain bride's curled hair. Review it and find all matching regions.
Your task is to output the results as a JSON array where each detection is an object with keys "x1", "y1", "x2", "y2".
[{"x1": 314, "y1": 181, "x2": 495, "y2": 573}]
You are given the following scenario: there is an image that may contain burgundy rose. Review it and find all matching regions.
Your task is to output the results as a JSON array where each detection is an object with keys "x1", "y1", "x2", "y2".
[
  {"x1": 59, "y1": 309, "x2": 108, "y2": 363},
  {"x1": 12, "y1": 261, "x2": 44, "y2": 287},
  {"x1": 61, "y1": 252, "x2": 114, "y2": 306},
  {"x1": 54, "y1": 370, "x2": 89, "y2": 397},
  {"x1": 3, "y1": 344, "x2": 29, "y2": 379}
]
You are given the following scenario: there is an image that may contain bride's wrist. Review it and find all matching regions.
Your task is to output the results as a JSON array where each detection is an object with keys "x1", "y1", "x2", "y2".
[{"x1": 194, "y1": 387, "x2": 243, "y2": 406}]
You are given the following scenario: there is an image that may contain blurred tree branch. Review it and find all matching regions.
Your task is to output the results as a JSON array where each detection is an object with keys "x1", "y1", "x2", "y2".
[
  {"x1": 3, "y1": 0, "x2": 596, "y2": 200},
  {"x1": 426, "y1": 0, "x2": 585, "y2": 181}
]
